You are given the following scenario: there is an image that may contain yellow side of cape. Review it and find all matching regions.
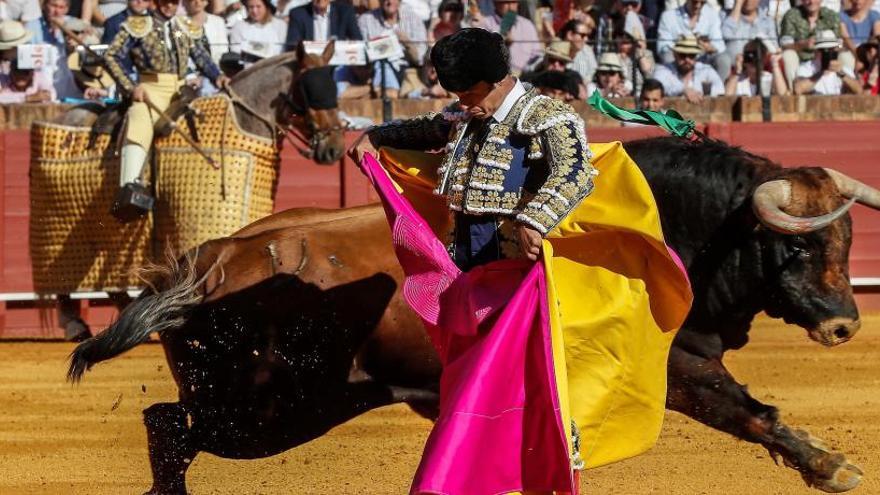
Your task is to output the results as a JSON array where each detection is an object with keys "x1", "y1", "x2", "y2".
[{"x1": 378, "y1": 142, "x2": 692, "y2": 469}]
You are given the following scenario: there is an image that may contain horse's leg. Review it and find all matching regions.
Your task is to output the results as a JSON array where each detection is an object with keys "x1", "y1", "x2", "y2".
[
  {"x1": 143, "y1": 402, "x2": 196, "y2": 495},
  {"x1": 57, "y1": 294, "x2": 90, "y2": 341},
  {"x1": 666, "y1": 345, "x2": 862, "y2": 493}
]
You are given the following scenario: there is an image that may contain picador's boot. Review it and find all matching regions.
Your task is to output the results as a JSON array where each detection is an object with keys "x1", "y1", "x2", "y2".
[{"x1": 112, "y1": 144, "x2": 154, "y2": 222}]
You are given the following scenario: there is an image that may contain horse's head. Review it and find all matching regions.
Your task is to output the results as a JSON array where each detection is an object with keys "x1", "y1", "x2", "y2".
[{"x1": 287, "y1": 41, "x2": 346, "y2": 164}]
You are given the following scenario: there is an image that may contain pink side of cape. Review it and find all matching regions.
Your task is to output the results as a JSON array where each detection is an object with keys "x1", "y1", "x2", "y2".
[{"x1": 360, "y1": 154, "x2": 574, "y2": 495}]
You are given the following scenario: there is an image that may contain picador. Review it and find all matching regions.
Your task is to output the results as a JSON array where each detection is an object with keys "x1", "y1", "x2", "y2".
[{"x1": 104, "y1": 0, "x2": 229, "y2": 220}]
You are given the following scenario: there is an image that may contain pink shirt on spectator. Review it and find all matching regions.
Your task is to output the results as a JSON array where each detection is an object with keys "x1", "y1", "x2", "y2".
[
  {"x1": 479, "y1": 14, "x2": 542, "y2": 74},
  {"x1": 0, "y1": 68, "x2": 57, "y2": 104}
]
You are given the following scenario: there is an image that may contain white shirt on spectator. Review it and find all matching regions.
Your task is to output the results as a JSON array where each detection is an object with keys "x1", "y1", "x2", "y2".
[
  {"x1": 313, "y1": 9, "x2": 330, "y2": 41},
  {"x1": 721, "y1": 8, "x2": 778, "y2": 58},
  {"x1": 732, "y1": 72, "x2": 773, "y2": 96},
  {"x1": 763, "y1": 0, "x2": 791, "y2": 27},
  {"x1": 653, "y1": 61, "x2": 725, "y2": 96},
  {"x1": 0, "y1": 0, "x2": 41, "y2": 22},
  {"x1": 402, "y1": 0, "x2": 440, "y2": 24},
  {"x1": 358, "y1": 5, "x2": 428, "y2": 63},
  {"x1": 203, "y1": 14, "x2": 229, "y2": 63},
  {"x1": 796, "y1": 59, "x2": 855, "y2": 95},
  {"x1": 570, "y1": 45, "x2": 597, "y2": 85},
  {"x1": 657, "y1": 5, "x2": 726, "y2": 60},
  {"x1": 229, "y1": 17, "x2": 287, "y2": 58}
]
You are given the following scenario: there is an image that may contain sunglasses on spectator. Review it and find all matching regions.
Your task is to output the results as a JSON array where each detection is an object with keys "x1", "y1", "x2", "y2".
[
  {"x1": 573, "y1": 31, "x2": 589, "y2": 37},
  {"x1": 676, "y1": 53, "x2": 698, "y2": 59}
]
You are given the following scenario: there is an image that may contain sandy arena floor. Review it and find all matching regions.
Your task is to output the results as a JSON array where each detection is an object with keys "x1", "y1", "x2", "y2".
[{"x1": 1, "y1": 314, "x2": 879, "y2": 494}]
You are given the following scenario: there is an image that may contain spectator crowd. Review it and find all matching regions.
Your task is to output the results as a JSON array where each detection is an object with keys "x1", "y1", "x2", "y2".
[{"x1": 2, "y1": 0, "x2": 880, "y2": 106}]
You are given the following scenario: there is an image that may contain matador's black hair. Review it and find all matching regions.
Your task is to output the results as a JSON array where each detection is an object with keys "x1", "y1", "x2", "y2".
[{"x1": 430, "y1": 28, "x2": 510, "y2": 92}]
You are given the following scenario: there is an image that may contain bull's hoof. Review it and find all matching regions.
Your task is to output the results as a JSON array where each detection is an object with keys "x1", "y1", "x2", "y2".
[
  {"x1": 791, "y1": 429, "x2": 864, "y2": 493},
  {"x1": 803, "y1": 454, "x2": 863, "y2": 493}
]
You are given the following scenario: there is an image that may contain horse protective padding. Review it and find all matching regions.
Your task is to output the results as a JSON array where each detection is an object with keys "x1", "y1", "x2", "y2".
[
  {"x1": 29, "y1": 122, "x2": 152, "y2": 293},
  {"x1": 153, "y1": 94, "x2": 279, "y2": 254}
]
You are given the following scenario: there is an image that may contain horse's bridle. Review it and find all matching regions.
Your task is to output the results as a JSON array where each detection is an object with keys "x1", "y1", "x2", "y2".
[
  {"x1": 225, "y1": 63, "x2": 345, "y2": 159},
  {"x1": 278, "y1": 64, "x2": 346, "y2": 158}
]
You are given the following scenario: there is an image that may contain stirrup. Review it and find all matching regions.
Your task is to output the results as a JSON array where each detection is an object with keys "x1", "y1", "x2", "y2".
[{"x1": 111, "y1": 182, "x2": 154, "y2": 222}]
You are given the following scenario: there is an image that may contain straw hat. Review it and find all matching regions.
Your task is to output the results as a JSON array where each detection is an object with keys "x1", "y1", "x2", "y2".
[
  {"x1": 0, "y1": 21, "x2": 33, "y2": 50},
  {"x1": 814, "y1": 30, "x2": 841, "y2": 50},
  {"x1": 596, "y1": 52, "x2": 624, "y2": 73},
  {"x1": 545, "y1": 40, "x2": 573, "y2": 63},
  {"x1": 671, "y1": 34, "x2": 703, "y2": 55}
]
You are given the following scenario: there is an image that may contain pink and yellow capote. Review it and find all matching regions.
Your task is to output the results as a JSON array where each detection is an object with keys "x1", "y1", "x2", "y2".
[{"x1": 359, "y1": 143, "x2": 693, "y2": 495}]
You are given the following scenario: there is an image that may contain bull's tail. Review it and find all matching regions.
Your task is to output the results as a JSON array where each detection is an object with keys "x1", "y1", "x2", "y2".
[{"x1": 67, "y1": 249, "x2": 217, "y2": 382}]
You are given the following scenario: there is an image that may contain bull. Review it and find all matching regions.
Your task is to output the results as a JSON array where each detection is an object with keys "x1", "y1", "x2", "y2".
[{"x1": 68, "y1": 137, "x2": 879, "y2": 494}]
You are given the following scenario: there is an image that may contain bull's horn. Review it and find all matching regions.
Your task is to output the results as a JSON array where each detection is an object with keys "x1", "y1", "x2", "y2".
[
  {"x1": 752, "y1": 180, "x2": 855, "y2": 234},
  {"x1": 823, "y1": 168, "x2": 880, "y2": 210}
]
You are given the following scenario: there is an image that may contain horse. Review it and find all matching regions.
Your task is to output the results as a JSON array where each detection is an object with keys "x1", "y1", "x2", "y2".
[{"x1": 48, "y1": 41, "x2": 346, "y2": 341}]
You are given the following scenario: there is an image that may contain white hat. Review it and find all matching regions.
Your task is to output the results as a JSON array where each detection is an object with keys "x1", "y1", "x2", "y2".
[
  {"x1": 596, "y1": 52, "x2": 624, "y2": 73},
  {"x1": 0, "y1": 21, "x2": 33, "y2": 50},
  {"x1": 814, "y1": 30, "x2": 841, "y2": 50}
]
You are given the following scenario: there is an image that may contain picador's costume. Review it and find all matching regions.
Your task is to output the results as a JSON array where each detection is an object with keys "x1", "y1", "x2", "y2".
[
  {"x1": 366, "y1": 78, "x2": 596, "y2": 270},
  {"x1": 357, "y1": 29, "x2": 692, "y2": 494},
  {"x1": 105, "y1": 10, "x2": 222, "y2": 205}
]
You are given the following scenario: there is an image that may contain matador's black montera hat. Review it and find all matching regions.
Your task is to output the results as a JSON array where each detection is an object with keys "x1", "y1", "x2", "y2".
[{"x1": 430, "y1": 28, "x2": 510, "y2": 92}]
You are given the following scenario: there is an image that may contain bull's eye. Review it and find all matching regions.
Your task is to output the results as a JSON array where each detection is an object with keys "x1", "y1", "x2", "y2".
[{"x1": 790, "y1": 237, "x2": 810, "y2": 258}]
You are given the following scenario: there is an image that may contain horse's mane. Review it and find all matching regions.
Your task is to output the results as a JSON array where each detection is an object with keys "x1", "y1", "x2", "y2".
[{"x1": 232, "y1": 51, "x2": 299, "y2": 82}]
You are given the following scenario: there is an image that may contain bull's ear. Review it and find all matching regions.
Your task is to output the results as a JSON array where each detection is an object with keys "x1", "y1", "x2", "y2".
[{"x1": 321, "y1": 40, "x2": 336, "y2": 65}]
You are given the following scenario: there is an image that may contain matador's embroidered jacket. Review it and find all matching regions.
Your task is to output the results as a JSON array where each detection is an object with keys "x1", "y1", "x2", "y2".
[
  {"x1": 366, "y1": 87, "x2": 596, "y2": 236},
  {"x1": 105, "y1": 12, "x2": 221, "y2": 93}
]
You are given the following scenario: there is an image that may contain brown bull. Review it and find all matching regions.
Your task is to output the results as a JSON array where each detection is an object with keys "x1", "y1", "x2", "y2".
[{"x1": 69, "y1": 137, "x2": 880, "y2": 494}]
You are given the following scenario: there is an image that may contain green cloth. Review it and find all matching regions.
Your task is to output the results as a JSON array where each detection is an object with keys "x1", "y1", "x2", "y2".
[{"x1": 587, "y1": 92, "x2": 695, "y2": 139}]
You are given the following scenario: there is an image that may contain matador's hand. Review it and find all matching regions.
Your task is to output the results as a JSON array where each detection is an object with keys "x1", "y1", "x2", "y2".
[
  {"x1": 515, "y1": 223, "x2": 543, "y2": 261},
  {"x1": 348, "y1": 132, "x2": 378, "y2": 164}
]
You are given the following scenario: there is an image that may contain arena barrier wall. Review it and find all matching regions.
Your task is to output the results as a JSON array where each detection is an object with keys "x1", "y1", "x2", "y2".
[{"x1": 2, "y1": 122, "x2": 880, "y2": 337}]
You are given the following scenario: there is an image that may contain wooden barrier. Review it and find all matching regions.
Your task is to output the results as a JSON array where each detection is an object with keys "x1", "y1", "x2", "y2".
[{"x1": 2, "y1": 121, "x2": 880, "y2": 337}]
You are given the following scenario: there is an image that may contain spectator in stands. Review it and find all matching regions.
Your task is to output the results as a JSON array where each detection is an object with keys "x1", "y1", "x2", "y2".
[
  {"x1": 657, "y1": 0, "x2": 731, "y2": 78},
  {"x1": 101, "y1": 0, "x2": 152, "y2": 44},
  {"x1": 653, "y1": 34, "x2": 724, "y2": 102},
  {"x1": 359, "y1": 0, "x2": 428, "y2": 98},
  {"x1": 476, "y1": 0, "x2": 542, "y2": 74},
  {"x1": 793, "y1": 29, "x2": 862, "y2": 95},
  {"x1": 856, "y1": 38, "x2": 879, "y2": 94},
  {"x1": 25, "y1": 0, "x2": 82, "y2": 99},
  {"x1": 523, "y1": 41, "x2": 588, "y2": 98},
  {"x1": 558, "y1": 18, "x2": 597, "y2": 85},
  {"x1": 0, "y1": 20, "x2": 54, "y2": 102},
  {"x1": 229, "y1": 0, "x2": 287, "y2": 62},
  {"x1": 532, "y1": 69, "x2": 581, "y2": 101},
  {"x1": 69, "y1": 40, "x2": 115, "y2": 99},
  {"x1": 94, "y1": 0, "x2": 129, "y2": 24},
  {"x1": 0, "y1": 58, "x2": 55, "y2": 102},
  {"x1": 0, "y1": 0, "x2": 42, "y2": 22},
  {"x1": 840, "y1": 0, "x2": 880, "y2": 53},
  {"x1": 587, "y1": 52, "x2": 632, "y2": 97},
  {"x1": 286, "y1": 0, "x2": 362, "y2": 47},
  {"x1": 402, "y1": 0, "x2": 437, "y2": 24},
  {"x1": 639, "y1": 77, "x2": 665, "y2": 110},
  {"x1": 596, "y1": 0, "x2": 646, "y2": 55},
  {"x1": 779, "y1": 0, "x2": 853, "y2": 91},
  {"x1": 615, "y1": 30, "x2": 654, "y2": 95},
  {"x1": 722, "y1": 0, "x2": 778, "y2": 60},
  {"x1": 401, "y1": 54, "x2": 450, "y2": 98},
  {"x1": 184, "y1": 0, "x2": 228, "y2": 63},
  {"x1": 430, "y1": 0, "x2": 463, "y2": 42},
  {"x1": 725, "y1": 39, "x2": 789, "y2": 95}
]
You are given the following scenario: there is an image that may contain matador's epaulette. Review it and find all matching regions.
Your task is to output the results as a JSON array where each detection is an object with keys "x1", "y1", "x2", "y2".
[
  {"x1": 121, "y1": 14, "x2": 153, "y2": 38},
  {"x1": 515, "y1": 94, "x2": 583, "y2": 136},
  {"x1": 172, "y1": 15, "x2": 205, "y2": 39}
]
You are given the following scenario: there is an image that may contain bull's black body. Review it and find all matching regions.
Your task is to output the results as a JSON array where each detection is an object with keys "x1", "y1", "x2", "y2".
[{"x1": 71, "y1": 137, "x2": 863, "y2": 494}]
